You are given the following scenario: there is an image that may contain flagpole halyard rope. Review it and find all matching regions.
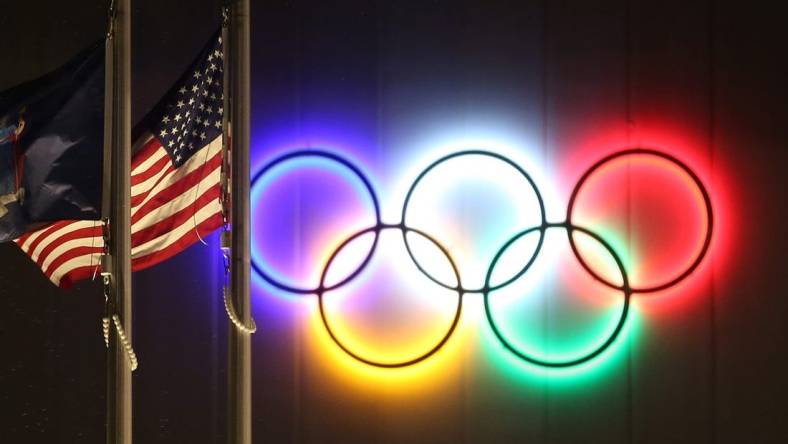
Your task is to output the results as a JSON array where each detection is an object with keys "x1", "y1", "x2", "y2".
[
  {"x1": 112, "y1": 314, "x2": 138, "y2": 371},
  {"x1": 99, "y1": 218, "x2": 138, "y2": 371},
  {"x1": 191, "y1": 138, "x2": 214, "y2": 246},
  {"x1": 223, "y1": 285, "x2": 256, "y2": 334},
  {"x1": 102, "y1": 316, "x2": 111, "y2": 348},
  {"x1": 221, "y1": 232, "x2": 256, "y2": 334}
]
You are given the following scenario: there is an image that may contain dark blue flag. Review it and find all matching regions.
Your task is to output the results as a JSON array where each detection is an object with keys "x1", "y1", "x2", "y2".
[{"x1": 0, "y1": 41, "x2": 104, "y2": 242}]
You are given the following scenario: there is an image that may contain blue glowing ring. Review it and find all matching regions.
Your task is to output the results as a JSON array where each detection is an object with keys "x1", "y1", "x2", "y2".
[{"x1": 250, "y1": 150, "x2": 382, "y2": 294}]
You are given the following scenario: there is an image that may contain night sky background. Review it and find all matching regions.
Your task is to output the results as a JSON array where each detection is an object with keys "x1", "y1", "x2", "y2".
[{"x1": 1, "y1": 1, "x2": 788, "y2": 443}]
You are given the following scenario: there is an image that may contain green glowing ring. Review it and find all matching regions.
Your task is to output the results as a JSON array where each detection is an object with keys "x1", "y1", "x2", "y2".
[{"x1": 483, "y1": 223, "x2": 632, "y2": 367}]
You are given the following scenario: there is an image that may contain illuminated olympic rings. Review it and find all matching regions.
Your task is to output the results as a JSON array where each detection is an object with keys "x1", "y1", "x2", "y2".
[{"x1": 250, "y1": 148, "x2": 713, "y2": 368}]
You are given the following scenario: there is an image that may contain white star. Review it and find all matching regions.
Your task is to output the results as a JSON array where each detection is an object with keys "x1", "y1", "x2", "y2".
[
  {"x1": 159, "y1": 129, "x2": 168, "y2": 137},
  {"x1": 214, "y1": 120, "x2": 222, "y2": 129},
  {"x1": 179, "y1": 141, "x2": 185, "y2": 148},
  {"x1": 206, "y1": 106, "x2": 213, "y2": 114},
  {"x1": 193, "y1": 71, "x2": 201, "y2": 79},
  {"x1": 208, "y1": 54, "x2": 214, "y2": 62},
  {"x1": 174, "y1": 113, "x2": 182, "y2": 121},
  {"x1": 176, "y1": 154, "x2": 182, "y2": 162},
  {"x1": 188, "y1": 98, "x2": 195, "y2": 105},
  {"x1": 162, "y1": 116, "x2": 170, "y2": 124},
  {"x1": 191, "y1": 85, "x2": 199, "y2": 93},
  {"x1": 202, "y1": 90, "x2": 208, "y2": 97},
  {"x1": 210, "y1": 63, "x2": 217, "y2": 71},
  {"x1": 167, "y1": 140, "x2": 174, "y2": 148},
  {"x1": 192, "y1": 130, "x2": 197, "y2": 136},
  {"x1": 188, "y1": 142, "x2": 194, "y2": 149},
  {"x1": 214, "y1": 50, "x2": 221, "y2": 58},
  {"x1": 202, "y1": 119, "x2": 210, "y2": 126},
  {"x1": 198, "y1": 103, "x2": 205, "y2": 110},
  {"x1": 218, "y1": 107, "x2": 223, "y2": 115},
  {"x1": 200, "y1": 132, "x2": 207, "y2": 140},
  {"x1": 185, "y1": 111, "x2": 190, "y2": 117},
  {"x1": 171, "y1": 126, "x2": 179, "y2": 134},
  {"x1": 178, "y1": 86, "x2": 186, "y2": 94},
  {"x1": 177, "y1": 100, "x2": 185, "y2": 108},
  {"x1": 206, "y1": 77, "x2": 213, "y2": 85}
]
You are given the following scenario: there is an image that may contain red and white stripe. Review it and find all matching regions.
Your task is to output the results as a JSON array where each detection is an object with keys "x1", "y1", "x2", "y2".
[{"x1": 14, "y1": 133, "x2": 224, "y2": 288}]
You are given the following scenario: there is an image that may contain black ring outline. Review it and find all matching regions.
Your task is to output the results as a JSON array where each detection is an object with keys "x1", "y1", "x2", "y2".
[
  {"x1": 566, "y1": 148, "x2": 714, "y2": 293},
  {"x1": 317, "y1": 224, "x2": 464, "y2": 368},
  {"x1": 400, "y1": 150, "x2": 547, "y2": 293},
  {"x1": 247, "y1": 147, "x2": 714, "y2": 369},
  {"x1": 483, "y1": 223, "x2": 632, "y2": 367},
  {"x1": 249, "y1": 150, "x2": 382, "y2": 295}
]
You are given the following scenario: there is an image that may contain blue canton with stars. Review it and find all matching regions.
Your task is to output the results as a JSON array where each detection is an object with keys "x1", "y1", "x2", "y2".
[{"x1": 148, "y1": 32, "x2": 224, "y2": 168}]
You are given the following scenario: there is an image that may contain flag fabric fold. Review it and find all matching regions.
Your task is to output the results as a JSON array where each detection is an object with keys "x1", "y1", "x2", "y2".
[
  {"x1": 0, "y1": 42, "x2": 105, "y2": 242},
  {"x1": 15, "y1": 32, "x2": 225, "y2": 288}
]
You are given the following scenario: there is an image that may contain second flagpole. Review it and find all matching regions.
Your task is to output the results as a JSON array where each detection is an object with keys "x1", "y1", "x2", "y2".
[{"x1": 105, "y1": 0, "x2": 133, "y2": 442}]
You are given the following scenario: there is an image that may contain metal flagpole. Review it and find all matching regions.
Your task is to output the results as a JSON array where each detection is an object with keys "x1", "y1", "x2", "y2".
[
  {"x1": 105, "y1": 0, "x2": 133, "y2": 442},
  {"x1": 226, "y1": 0, "x2": 253, "y2": 442}
]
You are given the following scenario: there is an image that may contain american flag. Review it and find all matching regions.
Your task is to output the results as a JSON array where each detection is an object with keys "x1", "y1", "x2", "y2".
[{"x1": 14, "y1": 32, "x2": 226, "y2": 288}]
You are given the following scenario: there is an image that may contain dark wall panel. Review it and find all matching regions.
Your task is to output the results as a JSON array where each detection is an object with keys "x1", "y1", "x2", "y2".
[{"x1": 1, "y1": 1, "x2": 787, "y2": 443}]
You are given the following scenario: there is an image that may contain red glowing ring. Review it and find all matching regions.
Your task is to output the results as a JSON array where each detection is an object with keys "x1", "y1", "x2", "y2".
[{"x1": 565, "y1": 148, "x2": 714, "y2": 294}]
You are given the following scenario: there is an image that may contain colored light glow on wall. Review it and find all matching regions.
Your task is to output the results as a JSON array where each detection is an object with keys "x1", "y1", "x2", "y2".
[
  {"x1": 559, "y1": 125, "x2": 738, "y2": 303},
  {"x1": 250, "y1": 151, "x2": 379, "y2": 296},
  {"x1": 250, "y1": 141, "x2": 721, "y2": 380}
]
